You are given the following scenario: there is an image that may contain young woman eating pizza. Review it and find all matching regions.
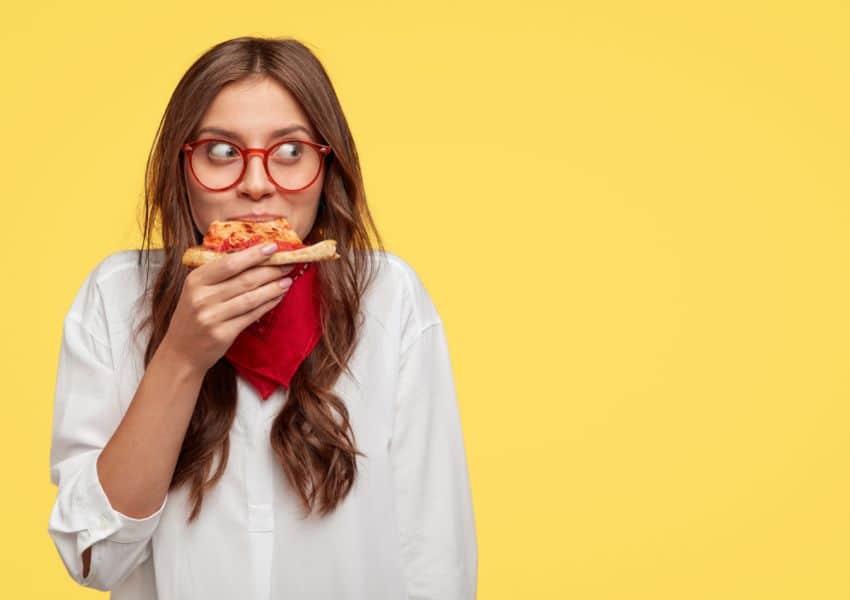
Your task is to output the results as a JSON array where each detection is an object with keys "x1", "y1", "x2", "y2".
[{"x1": 47, "y1": 36, "x2": 477, "y2": 599}]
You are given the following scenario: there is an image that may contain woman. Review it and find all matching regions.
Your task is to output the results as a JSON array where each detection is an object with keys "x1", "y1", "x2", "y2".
[{"x1": 47, "y1": 36, "x2": 477, "y2": 599}]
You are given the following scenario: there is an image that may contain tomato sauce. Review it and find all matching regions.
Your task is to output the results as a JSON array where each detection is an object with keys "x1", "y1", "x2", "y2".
[{"x1": 204, "y1": 235, "x2": 307, "y2": 252}]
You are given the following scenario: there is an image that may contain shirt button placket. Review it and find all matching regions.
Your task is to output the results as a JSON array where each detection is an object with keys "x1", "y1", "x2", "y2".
[{"x1": 246, "y1": 398, "x2": 274, "y2": 533}]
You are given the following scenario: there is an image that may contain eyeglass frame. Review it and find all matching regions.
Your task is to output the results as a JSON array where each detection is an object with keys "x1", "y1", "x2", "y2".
[{"x1": 182, "y1": 137, "x2": 333, "y2": 192}]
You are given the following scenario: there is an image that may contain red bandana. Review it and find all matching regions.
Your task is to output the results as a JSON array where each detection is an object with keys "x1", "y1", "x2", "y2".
[{"x1": 224, "y1": 262, "x2": 322, "y2": 400}]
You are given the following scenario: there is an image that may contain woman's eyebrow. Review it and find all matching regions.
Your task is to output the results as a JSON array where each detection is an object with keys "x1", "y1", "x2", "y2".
[{"x1": 196, "y1": 125, "x2": 315, "y2": 141}]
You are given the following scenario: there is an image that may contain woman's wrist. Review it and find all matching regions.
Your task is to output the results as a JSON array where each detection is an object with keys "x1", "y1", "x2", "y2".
[{"x1": 156, "y1": 335, "x2": 208, "y2": 383}]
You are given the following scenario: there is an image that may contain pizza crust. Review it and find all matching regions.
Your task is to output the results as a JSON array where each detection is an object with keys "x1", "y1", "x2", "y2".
[{"x1": 182, "y1": 240, "x2": 340, "y2": 268}]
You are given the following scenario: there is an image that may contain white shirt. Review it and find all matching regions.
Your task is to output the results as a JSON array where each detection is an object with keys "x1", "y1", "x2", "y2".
[{"x1": 47, "y1": 248, "x2": 477, "y2": 599}]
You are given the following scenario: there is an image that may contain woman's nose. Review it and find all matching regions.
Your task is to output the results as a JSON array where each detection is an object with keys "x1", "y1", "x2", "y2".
[{"x1": 240, "y1": 152, "x2": 276, "y2": 196}]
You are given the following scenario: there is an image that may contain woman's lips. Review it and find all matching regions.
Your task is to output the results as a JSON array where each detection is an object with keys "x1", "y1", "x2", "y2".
[{"x1": 226, "y1": 214, "x2": 286, "y2": 222}]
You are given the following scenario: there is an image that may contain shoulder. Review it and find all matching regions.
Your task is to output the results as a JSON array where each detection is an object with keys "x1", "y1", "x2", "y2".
[
  {"x1": 65, "y1": 248, "x2": 164, "y2": 339},
  {"x1": 73, "y1": 248, "x2": 162, "y2": 302},
  {"x1": 91, "y1": 248, "x2": 161, "y2": 283},
  {"x1": 361, "y1": 250, "x2": 442, "y2": 349}
]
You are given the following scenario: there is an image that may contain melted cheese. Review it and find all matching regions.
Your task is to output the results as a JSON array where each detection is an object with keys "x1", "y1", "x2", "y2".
[{"x1": 202, "y1": 218, "x2": 304, "y2": 252}]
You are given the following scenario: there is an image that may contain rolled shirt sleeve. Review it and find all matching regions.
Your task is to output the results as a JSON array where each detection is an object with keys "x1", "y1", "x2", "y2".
[
  {"x1": 390, "y1": 320, "x2": 478, "y2": 599},
  {"x1": 47, "y1": 282, "x2": 168, "y2": 591}
]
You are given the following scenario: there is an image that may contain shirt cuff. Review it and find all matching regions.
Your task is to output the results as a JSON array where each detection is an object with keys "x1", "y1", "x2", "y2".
[{"x1": 74, "y1": 451, "x2": 168, "y2": 552}]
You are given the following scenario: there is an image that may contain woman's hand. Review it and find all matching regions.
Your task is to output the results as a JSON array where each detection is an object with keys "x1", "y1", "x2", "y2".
[{"x1": 161, "y1": 243, "x2": 295, "y2": 374}]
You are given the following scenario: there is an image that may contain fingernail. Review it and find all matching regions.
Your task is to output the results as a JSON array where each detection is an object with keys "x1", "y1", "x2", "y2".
[
  {"x1": 279, "y1": 277, "x2": 292, "y2": 288},
  {"x1": 262, "y1": 243, "x2": 277, "y2": 255}
]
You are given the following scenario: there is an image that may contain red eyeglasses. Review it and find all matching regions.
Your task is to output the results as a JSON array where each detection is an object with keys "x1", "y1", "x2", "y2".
[{"x1": 182, "y1": 138, "x2": 332, "y2": 192}]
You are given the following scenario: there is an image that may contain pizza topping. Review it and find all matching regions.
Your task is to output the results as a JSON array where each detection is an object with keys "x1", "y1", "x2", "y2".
[
  {"x1": 215, "y1": 237, "x2": 307, "y2": 252},
  {"x1": 202, "y1": 218, "x2": 305, "y2": 253}
]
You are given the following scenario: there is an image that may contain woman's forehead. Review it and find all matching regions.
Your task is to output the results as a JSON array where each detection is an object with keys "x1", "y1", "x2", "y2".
[{"x1": 199, "y1": 77, "x2": 314, "y2": 139}]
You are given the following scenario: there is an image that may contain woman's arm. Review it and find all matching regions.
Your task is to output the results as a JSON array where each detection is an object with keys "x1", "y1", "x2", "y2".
[
  {"x1": 390, "y1": 320, "x2": 478, "y2": 599},
  {"x1": 95, "y1": 340, "x2": 204, "y2": 520},
  {"x1": 48, "y1": 313, "x2": 181, "y2": 592},
  {"x1": 83, "y1": 340, "x2": 205, "y2": 576}
]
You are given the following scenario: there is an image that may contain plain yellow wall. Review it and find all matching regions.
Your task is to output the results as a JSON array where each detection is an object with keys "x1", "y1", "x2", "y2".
[{"x1": 3, "y1": 1, "x2": 849, "y2": 598}]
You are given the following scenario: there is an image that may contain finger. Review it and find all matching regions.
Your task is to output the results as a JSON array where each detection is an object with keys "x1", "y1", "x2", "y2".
[
  {"x1": 195, "y1": 243, "x2": 281, "y2": 286},
  {"x1": 215, "y1": 278, "x2": 291, "y2": 323},
  {"x1": 208, "y1": 265, "x2": 291, "y2": 304},
  {"x1": 227, "y1": 292, "x2": 290, "y2": 337}
]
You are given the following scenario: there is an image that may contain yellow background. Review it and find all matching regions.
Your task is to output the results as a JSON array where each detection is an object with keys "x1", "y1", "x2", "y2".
[{"x1": 2, "y1": 1, "x2": 848, "y2": 597}]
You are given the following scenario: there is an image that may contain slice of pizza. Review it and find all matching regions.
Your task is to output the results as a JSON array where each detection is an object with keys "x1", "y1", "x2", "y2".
[{"x1": 181, "y1": 217, "x2": 340, "y2": 268}]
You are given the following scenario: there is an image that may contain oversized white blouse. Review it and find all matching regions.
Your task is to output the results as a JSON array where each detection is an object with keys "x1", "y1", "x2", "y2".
[{"x1": 47, "y1": 248, "x2": 477, "y2": 599}]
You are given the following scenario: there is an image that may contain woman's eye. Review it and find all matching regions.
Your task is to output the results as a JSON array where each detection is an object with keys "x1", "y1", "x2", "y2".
[
  {"x1": 207, "y1": 142, "x2": 238, "y2": 159},
  {"x1": 273, "y1": 142, "x2": 302, "y2": 161}
]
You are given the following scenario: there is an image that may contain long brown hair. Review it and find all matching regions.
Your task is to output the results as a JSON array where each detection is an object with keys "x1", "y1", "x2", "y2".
[{"x1": 132, "y1": 37, "x2": 384, "y2": 521}]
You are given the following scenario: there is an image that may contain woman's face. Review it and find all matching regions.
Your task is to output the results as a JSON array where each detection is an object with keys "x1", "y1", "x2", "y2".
[{"x1": 184, "y1": 76, "x2": 325, "y2": 241}]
